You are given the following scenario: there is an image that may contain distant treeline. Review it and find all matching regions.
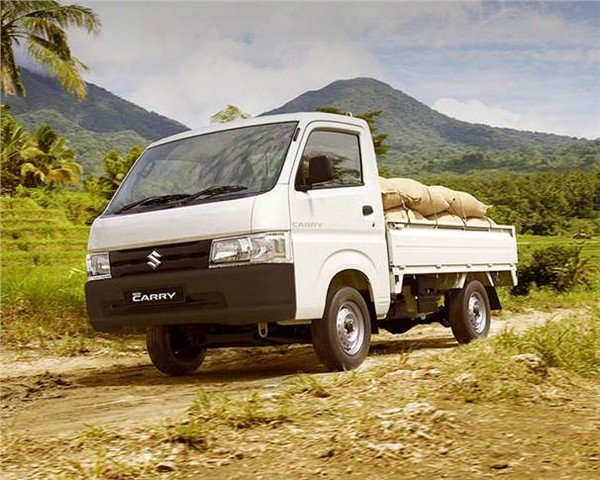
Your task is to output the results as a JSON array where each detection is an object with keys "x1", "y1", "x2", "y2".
[
  {"x1": 381, "y1": 141, "x2": 600, "y2": 177},
  {"x1": 418, "y1": 169, "x2": 600, "y2": 236}
]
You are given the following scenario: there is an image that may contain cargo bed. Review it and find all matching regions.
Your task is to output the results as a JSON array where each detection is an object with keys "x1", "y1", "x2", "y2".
[{"x1": 386, "y1": 217, "x2": 518, "y2": 276}]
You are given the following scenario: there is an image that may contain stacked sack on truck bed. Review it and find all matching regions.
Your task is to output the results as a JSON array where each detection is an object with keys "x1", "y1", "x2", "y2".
[{"x1": 379, "y1": 177, "x2": 496, "y2": 227}]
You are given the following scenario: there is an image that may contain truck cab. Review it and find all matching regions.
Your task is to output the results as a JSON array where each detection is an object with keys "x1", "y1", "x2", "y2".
[{"x1": 85, "y1": 113, "x2": 517, "y2": 375}]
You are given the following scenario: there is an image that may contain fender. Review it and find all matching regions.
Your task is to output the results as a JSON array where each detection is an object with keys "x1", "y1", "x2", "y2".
[{"x1": 316, "y1": 249, "x2": 381, "y2": 318}]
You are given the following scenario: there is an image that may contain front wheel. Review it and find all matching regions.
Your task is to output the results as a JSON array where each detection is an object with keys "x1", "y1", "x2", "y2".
[
  {"x1": 448, "y1": 280, "x2": 491, "y2": 344},
  {"x1": 311, "y1": 286, "x2": 371, "y2": 371},
  {"x1": 146, "y1": 325, "x2": 207, "y2": 376}
]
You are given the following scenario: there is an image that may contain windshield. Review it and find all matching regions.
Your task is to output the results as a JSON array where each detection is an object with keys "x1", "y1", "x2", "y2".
[{"x1": 106, "y1": 121, "x2": 298, "y2": 215}]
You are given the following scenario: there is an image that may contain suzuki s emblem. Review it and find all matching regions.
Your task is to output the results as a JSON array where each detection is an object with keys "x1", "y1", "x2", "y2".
[{"x1": 146, "y1": 250, "x2": 162, "y2": 269}]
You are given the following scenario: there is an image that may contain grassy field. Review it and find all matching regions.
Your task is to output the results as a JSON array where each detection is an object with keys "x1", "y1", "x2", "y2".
[
  {"x1": 1, "y1": 198, "x2": 93, "y2": 353},
  {"x1": 517, "y1": 233, "x2": 600, "y2": 266},
  {"x1": 1, "y1": 197, "x2": 599, "y2": 353}
]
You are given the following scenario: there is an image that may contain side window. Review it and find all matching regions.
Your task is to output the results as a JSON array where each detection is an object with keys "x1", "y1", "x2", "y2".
[{"x1": 295, "y1": 130, "x2": 362, "y2": 189}]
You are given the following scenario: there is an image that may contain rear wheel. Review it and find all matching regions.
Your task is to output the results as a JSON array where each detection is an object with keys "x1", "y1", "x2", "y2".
[
  {"x1": 146, "y1": 325, "x2": 207, "y2": 376},
  {"x1": 311, "y1": 286, "x2": 371, "y2": 371},
  {"x1": 448, "y1": 280, "x2": 491, "y2": 344}
]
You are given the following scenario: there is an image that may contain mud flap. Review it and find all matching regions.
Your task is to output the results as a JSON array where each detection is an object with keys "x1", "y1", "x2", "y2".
[{"x1": 485, "y1": 287, "x2": 502, "y2": 311}]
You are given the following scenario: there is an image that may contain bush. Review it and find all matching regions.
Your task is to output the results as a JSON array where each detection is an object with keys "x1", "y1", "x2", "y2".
[{"x1": 513, "y1": 245, "x2": 593, "y2": 295}]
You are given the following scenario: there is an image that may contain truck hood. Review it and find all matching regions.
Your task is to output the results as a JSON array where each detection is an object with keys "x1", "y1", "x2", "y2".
[{"x1": 88, "y1": 195, "x2": 256, "y2": 252}]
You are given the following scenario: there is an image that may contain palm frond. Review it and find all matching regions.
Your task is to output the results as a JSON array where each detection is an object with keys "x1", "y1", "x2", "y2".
[
  {"x1": 1, "y1": 0, "x2": 100, "y2": 99},
  {"x1": 27, "y1": 34, "x2": 87, "y2": 99}
]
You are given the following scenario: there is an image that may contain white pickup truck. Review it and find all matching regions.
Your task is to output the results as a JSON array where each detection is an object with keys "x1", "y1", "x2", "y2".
[{"x1": 85, "y1": 113, "x2": 518, "y2": 376}]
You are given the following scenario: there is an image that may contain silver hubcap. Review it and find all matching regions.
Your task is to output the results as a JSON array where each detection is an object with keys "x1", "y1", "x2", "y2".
[
  {"x1": 468, "y1": 292, "x2": 487, "y2": 334},
  {"x1": 336, "y1": 301, "x2": 365, "y2": 355}
]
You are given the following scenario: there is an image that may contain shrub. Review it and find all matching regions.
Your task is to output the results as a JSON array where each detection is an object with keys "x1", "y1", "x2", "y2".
[{"x1": 513, "y1": 245, "x2": 593, "y2": 295}]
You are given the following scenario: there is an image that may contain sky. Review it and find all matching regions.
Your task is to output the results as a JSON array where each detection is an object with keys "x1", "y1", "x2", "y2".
[{"x1": 20, "y1": 1, "x2": 600, "y2": 139}]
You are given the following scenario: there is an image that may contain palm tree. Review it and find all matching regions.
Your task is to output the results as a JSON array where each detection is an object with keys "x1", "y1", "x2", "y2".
[
  {"x1": 0, "y1": 105, "x2": 43, "y2": 192},
  {"x1": 20, "y1": 124, "x2": 83, "y2": 187},
  {"x1": 1, "y1": 107, "x2": 83, "y2": 192},
  {"x1": 1, "y1": 0, "x2": 100, "y2": 100}
]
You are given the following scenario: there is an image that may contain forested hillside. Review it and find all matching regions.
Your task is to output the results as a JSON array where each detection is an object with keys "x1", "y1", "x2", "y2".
[
  {"x1": 264, "y1": 78, "x2": 599, "y2": 175},
  {"x1": 4, "y1": 69, "x2": 188, "y2": 174}
]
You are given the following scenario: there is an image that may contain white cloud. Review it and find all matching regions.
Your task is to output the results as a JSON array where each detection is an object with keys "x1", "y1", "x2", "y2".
[
  {"x1": 432, "y1": 97, "x2": 598, "y2": 139},
  {"x1": 127, "y1": 37, "x2": 382, "y2": 128},
  {"x1": 433, "y1": 98, "x2": 522, "y2": 128},
  {"x1": 65, "y1": 2, "x2": 386, "y2": 127}
]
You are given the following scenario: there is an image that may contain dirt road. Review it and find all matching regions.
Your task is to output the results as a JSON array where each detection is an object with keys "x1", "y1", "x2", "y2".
[{"x1": 0, "y1": 308, "x2": 579, "y2": 438}]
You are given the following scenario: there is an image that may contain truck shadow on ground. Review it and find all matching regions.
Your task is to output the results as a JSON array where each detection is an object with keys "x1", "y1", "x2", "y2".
[
  {"x1": 370, "y1": 335, "x2": 457, "y2": 356},
  {"x1": 74, "y1": 335, "x2": 458, "y2": 389}
]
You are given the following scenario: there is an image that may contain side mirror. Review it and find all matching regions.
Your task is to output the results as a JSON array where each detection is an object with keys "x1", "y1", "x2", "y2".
[{"x1": 298, "y1": 155, "x2": 333, "y2": 191}]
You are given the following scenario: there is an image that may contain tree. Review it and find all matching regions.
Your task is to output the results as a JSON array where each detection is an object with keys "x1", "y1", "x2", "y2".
[
  {"x1": 315, "y1": 106, "x2": 391, "y2": 157},
  {"x1": 85, "y1": 146, "x2": 143, "y2": 198},
  {"x1": 1, "y1": 0, "x2": 100, "y2": 100},
  {"x1": 1, "y1": 106, "x2": 82, "y2": 192},
  {"x1": 20, "y1": 124, "x2": 83, "y2": 187},
  {"x1": 1, "y1": 105, "x2": 40, "y2": 192},
  {"x1": 210, "y1": 105, "x2": 250, "y2": 123}
]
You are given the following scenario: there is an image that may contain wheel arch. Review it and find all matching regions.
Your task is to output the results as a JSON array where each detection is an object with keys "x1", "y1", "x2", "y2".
[
  {"x1": 463, "y1": 274, "x2": 501, "y2": 310},
  {"x1": 327, "y1": 268, "x2": 378, "y2": 331},
  {"x1": 328, "y1": 269, "x2": 373, "y2": 299},
  {"x1": 321, "y1": 254, "x2": 378, "y2": 326}
]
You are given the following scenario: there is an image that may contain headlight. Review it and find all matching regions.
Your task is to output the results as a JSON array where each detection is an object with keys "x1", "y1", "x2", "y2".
[
  {"x1": 210, "y1": 232, "x2": 292, "y2": 267},
  {"x1": 86, "y1": 252, "x2": 111, "y2": 279}
]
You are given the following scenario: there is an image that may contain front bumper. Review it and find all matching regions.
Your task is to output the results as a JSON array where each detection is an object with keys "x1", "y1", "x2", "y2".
[{"x1": 85, "y1": 264, "x2": 296, "y2": 332}]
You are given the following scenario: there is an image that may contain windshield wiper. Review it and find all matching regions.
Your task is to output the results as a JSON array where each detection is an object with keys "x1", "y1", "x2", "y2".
[
  {"x1": 180, "y1": 185, "x2": 248, "y2": 205},
  {"x1": 114, "y1": 186, "x2": 249, "y2": 214},
  {"x1": 114, "y1": 194, "x2": 191, "y2": 214}
]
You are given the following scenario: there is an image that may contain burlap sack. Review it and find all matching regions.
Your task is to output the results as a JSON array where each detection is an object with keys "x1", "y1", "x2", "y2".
[
  {"x1": 379, "y1": 177, "x2": 405, "y2": 210},
  {"x1": 384, "y1": 207, "x2": 427, "y2": 223},
  {"x1": 431, "y1": 213, "x2": 466, "y2": 226},
  {"x1": 430, "y1": 185, "x2": 489, "y2": 218},
  {"x1": 385, "y1": 178, "x2": 449, "y2": 217},
  {"x1": 454, "y1": 192, "x2": 489, "y2": 218},
  {"x1": 429, "y1": 185, "x2": 457, "y2": 205},
  {"x1": 466, "y1": 217, "x2": 497, "y2": 228},
  {"x1": 379, "y1": 177, "x2": 424, "y2": 210}
]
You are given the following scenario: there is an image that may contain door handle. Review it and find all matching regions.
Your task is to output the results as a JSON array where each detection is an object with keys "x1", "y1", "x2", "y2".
[{"x1": 362, "y1": 205, "x2": 374, "y2": 216}]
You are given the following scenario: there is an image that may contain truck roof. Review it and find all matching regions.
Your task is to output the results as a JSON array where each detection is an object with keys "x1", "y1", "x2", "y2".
[{"x1": 148, "y1": 112, "x2": 369, "y2": 149}]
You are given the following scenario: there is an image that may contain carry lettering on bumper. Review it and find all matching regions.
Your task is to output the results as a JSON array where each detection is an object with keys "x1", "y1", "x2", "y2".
[{"x1": 85, "y1": 264, "x2": 296, "y2": 332}]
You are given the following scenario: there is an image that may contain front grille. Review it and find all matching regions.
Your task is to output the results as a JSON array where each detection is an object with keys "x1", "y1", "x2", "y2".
[{"x1": 110, "y1": 240, "x2": 212, "y2": 278}]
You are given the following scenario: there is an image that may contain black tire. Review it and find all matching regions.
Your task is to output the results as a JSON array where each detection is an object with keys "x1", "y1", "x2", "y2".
[
  {"x1": 311, "y1": 286, "x2": 371, "y2": 371},
  {"x1": 448, "y1": 280, "x2": 491, "y2": 344},
  {"x1": 146, "y1": 325, "x2": 207, "y2": 376}
]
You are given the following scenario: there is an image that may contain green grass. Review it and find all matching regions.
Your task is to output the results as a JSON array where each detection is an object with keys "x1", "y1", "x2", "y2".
[
  {"x1": 495, "y1": 309, "x2": 600, "y2": 376},
  {"x1": 1, "y1": 198, "x2": 92, "y2": 352},
  {"x1": 432, "y1": 308, "x2": 599, "y2": 402},
  {"x1": 517, "y1": 234, "x2": 600, "y2": 268}
]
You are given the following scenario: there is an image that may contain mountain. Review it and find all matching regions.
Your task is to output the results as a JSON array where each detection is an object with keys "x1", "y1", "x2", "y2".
[
  {"x1": 4, "y1": 72, "x2": 597, "y2": 177},
  {"x1": 263, "y1": 77, "x2": 583, "y2": 151},
  {"x1": 4, "y1": 69, "x2": 188, "y2": 175},
  {"x1": 263, "y1": 78, "x2": 598, "y2": 175}
]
